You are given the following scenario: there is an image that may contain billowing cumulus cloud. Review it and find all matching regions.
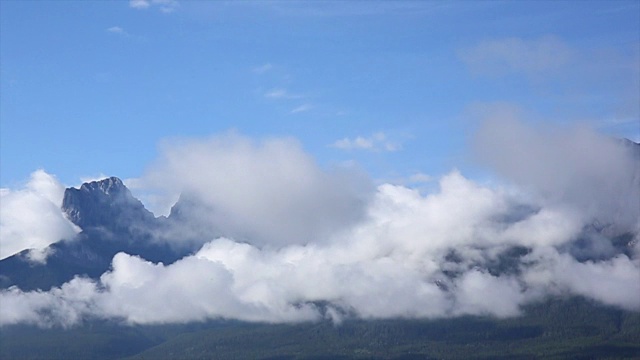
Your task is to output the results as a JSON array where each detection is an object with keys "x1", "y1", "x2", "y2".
[
  {"x1": 138, "y1": 133, "x2": 372, "y2": 248},
  {"x1": 523, "y1": 249, "x2": 640, "y2": 311},
  {"x1": 0, "y1": 170, "x2": 80, "y2": 262},
  {"x1": 1, "y1": 123, "x2": 639, "y2": 327},
  {"x1": 473, "y1": 114, "x2": 640, "y2": 234}
]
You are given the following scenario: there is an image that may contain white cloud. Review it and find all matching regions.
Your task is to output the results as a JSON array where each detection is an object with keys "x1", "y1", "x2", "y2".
[
  {"x1": 139, "y1": 132, "x2": 373, "y2": 247},
  {"x1": 522, "y1": 248, "x2": 640, "y2": 311},
  {"x1": 331, "y1": 132, "x2": 400, "y2": 152},
  {"x1": 473, "y1": 112, "x2": 640, "y2": 234},
  {"x1": 453, "y1": 270, "x2": 525, "y2": 318},
  {"x1": 264, "y1": 88, "x2": 286, "y2": 98},
  {"x1": 1, "y1": 125, "x2": 638, "y2": 327},
  {"x1": 1, "y1": 166, "x2": 638, "y2": 327},
  {"x1": 106, "y1": 26, "x2": 128, "y2": 36},
  {"x1": 263, "y1": 88, "x2": 310, "y2": 114},
  {"x1": 129, "y1": 0, "x2": 179, "y2": 13},
  {"x1": 459, "y1": 36, "x2": 572, "y2": 77},
  {"x1": 264, "y1": 88, "x2": 303, "y2": 100},
  {"x1": 129, "y1": 0, "x2": 150, "y2": 9},
  {"x1": 0, "y1": 170, "x2": 80, "y2": 262}
]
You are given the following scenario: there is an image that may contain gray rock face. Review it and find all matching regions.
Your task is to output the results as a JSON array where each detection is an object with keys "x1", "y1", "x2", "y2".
[
  {"x1": 62, "y1": 177, "x2": 155, "y2": 231},
  {"x1": 0, "y1": 177, "x2": 189, "y2": 291}
]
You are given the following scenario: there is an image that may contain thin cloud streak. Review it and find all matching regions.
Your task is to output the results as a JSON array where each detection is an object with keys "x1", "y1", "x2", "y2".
[
  {"x1": 264, "y1": 88, "x2": 304, "y2": 100},
  {"x1": 106, "y1": 26, "x2": 130, "y2": 37},
  {"x1": 290, "y1": 104, "x2": 312, "y2": 114},
  {"x1": 459, "y1": 35, "x2": 572, "y2": 78},
  {"x1": 129, "y1": 0, "x2": 179, "y2": 13},
  {"x1": 331, "y1": 132, "x2": 400, "y2": 152},
  {"x1": 252, "y1": 63, "x2": 273, "y2": 74}
]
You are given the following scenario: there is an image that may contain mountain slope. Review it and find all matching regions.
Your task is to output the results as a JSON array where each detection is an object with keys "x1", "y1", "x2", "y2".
[
  {"x1": 1, "y1": 297, "x2": 638, "y2": 360},
  {"x1": 0, "y1": 177, "x2": 190, "y2": 291}
]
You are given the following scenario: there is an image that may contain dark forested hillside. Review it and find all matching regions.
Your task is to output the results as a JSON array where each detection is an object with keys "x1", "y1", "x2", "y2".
[{"x1": 1, "y1": 297, "x2": 639, "y2": 360}]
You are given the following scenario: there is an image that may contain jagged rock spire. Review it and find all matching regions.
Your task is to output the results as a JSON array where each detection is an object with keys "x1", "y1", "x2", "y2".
[{"x1": 62, "y1": 177, "x2": 154, "y2": 230}]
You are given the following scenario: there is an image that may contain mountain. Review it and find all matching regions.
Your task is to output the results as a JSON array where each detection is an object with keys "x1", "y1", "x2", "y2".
[
  {"x1": 620, "y1": 138, "x2": 640, "y2": 155},
  {"x1": 62, "y1": 177, "x2": 155, "y2": 232},
  {"x1": 1, "y1": 157, "x2": 639, "y2": 358},
  {"x1": 0, "y1": 177, "x2": 192, "y2": 291},
  {"x1": 1, "y1": 151, "x2": 638, "y2": 291}
]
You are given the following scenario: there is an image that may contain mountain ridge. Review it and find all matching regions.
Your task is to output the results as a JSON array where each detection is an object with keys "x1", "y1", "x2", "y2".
[
  {"x1": 62, "y1": 176, "x2": 156, "y2": 231},
  {"x1": 2, "y1": 166, "x2": 639, "y2": 292},
  {"x1": 0, "y1": 177, "x2": 193, "y2": 291}
]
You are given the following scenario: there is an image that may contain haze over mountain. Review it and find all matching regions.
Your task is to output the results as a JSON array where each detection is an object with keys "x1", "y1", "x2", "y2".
[
  {"x1": 0, "y1": 177, "x2": 190, "y2": 292},
  {"x1": 1, "y1": 120, "x2": 638, "y2": 328}
]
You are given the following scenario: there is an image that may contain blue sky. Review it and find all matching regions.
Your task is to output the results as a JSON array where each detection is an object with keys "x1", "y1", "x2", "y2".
[{"x1": 1, "y1": 0, "x2": 638, "y2": 188}]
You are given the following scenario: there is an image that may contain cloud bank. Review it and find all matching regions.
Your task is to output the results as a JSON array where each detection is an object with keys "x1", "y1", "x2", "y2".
[
  {"x1": 474, "y1": 115, "x2": 640, "y2": 234},
  {"x1": 139, "y1": 133, "x2": 372, "y2": 248},
  {"x1": 1, "y1": 122, "x2": 638, "y2": 327}
]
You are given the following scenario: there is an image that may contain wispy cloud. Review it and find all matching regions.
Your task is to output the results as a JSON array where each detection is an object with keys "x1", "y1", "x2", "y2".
[
  {"x1": 459, "y1": 36, "x2": 572, "y2": 77},
  {"x1": 408, "y1": 172, "x2": 433, "y2": 184},
  {"x1": 106, "y1": 26, "x2": 129, "y2": 36},
  {"x1": 129, "y1": 0, "x2": 179, "y2": 13},
  {"x1": 264, "y1": 88, "x2": 303, "y2": 100},
  {"x1": 460, "y1": 36, "x2": 639, "y2": 142},
  {"x1": 290, "y1": 104, "x2": 313, "y2": 114},
  {"x1": 254, "y1": 66, "x2": 319, "y2": 115},
  {"x1": 129, "y1": 0, "x2": 150, "y2": 9},
  {"x1": 264, "y1": 88, "x2": 287, "y2": 99},
  {"x1": 105, "y1": 26, "x2": 147, "y2": 42},
  {"x1": 259, "y1": 1, "x2": 461, "y2": 18},
  {"x1": 252, "y1": 63, "x2": 273, "y2": 74},
  {"x1": 331, "y1": 132, "x2": 400, "y2": 152}
]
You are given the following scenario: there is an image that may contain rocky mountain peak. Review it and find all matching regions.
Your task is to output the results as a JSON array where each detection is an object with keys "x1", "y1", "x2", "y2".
[
  {"x1": 62, "y1": 177, "x2": 154, "y2": 230},
  {"x1": 79, "y1": 176, "x2": 125, "y2": 195}
]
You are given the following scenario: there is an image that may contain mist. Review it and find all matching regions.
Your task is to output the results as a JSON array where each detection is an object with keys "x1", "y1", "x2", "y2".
[
  {"x1": 135, "y1": 133, "x2": 373, "y2": 248},
  {"x1": 474, "y1": 114, "x2": 640, "y2": 234}
]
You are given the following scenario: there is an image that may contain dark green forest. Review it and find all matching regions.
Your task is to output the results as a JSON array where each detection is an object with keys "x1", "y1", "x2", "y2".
[{"x1": 1, "y1": 297, "x2": 639, "y2": 359}]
